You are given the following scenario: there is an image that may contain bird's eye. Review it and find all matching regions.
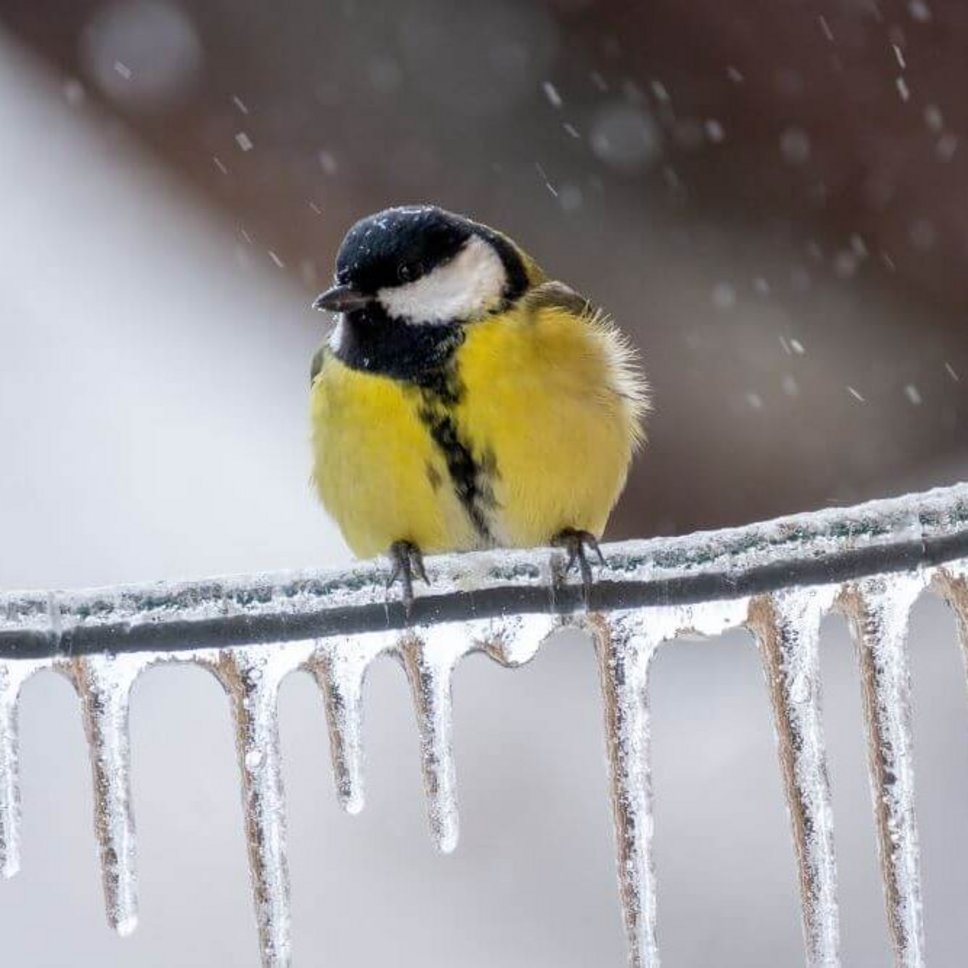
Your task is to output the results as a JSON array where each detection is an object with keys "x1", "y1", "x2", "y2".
[{"x1": 397, "y1": 262, "x2": 421, "y2": 283}]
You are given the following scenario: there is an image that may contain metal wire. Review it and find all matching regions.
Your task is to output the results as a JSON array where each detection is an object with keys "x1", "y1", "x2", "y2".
[{"x1": 3, "y1": 482, "x2": 968, "y2": 658}]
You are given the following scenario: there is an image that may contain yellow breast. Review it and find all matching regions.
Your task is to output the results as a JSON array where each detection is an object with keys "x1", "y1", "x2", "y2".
[{"x1": 310, "y1": 356, "x2": 481, "y2": 557}]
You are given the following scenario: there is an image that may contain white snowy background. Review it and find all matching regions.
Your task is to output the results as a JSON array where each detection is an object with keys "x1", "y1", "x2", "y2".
[{"x1": 1, "y1": 19, "x2": 968, "y2": 968}]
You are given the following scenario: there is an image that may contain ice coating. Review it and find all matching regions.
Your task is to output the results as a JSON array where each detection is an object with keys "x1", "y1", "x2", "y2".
[
  {"x1": 840, "y1": 574, "x2": 927, "y2": 968},
  {"x1": 589, "y1": 599, "x2": 749, "y2": 968},
  {"x1": 0, "y1": 659, "x2": 48, "y2": 878},
  {"x1": 3, "y1": 480, "x2": 967, "y2": 660},
  {"x1": 67, "y1": 652, "x2": 151, "y2": 937},
  {"x1": 478, "y1": 613, "x2": 559, "y2": 667},
  {"x1": 750, "y1": 587, "x2": 840, "y2": 967},
  {"x1": 210, "y1": 643, "x2": 313, "y2": 968}
]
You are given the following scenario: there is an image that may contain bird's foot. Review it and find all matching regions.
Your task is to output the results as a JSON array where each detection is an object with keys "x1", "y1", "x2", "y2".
[
  {"x1": 387, "y1": 540, "x2": 429, "y2": 616},
  {"x1": 551, "y1": 528, "x2": 606, "y2": 604}
]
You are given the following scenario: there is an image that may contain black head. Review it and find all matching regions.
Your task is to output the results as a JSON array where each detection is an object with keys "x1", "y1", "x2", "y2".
[
  {"x1": 313, "y1": 206, "x2": 528, "y2": 324},
  {"x1": 337, "y1": 206, "x2": 472, "y2": 294}
]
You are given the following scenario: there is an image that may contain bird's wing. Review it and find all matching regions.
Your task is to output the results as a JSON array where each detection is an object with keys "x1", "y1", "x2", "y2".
[
  {"x1": 523, "y1": 279, "x2": 650, "y2": 423},
  {"x1": 520, "y1": 280, "x2": 594, "y2": 320},
  {"x1": 310, "y1": 344, "x2": 328, "y2": 385}
]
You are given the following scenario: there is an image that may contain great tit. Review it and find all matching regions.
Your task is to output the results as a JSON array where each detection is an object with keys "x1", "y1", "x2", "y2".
[{"x1": 311, "y1": 205, "x2": 649, "y2": 608}]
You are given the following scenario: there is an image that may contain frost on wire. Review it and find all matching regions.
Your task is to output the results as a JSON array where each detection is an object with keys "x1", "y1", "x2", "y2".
[{"x1": 2, "y1": 482, "x2": 968, "y2": 968}]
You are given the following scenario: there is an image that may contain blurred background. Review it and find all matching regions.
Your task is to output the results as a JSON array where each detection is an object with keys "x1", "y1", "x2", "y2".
[{"x1": 1, "y1": 1, "x2": 967, "y2": 965}]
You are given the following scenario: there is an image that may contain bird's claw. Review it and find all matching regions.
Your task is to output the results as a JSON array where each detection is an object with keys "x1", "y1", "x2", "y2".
[
  {"x1": 387, "y1": 540, "x2": 429, "y2": 615},
  {"x1": 552, "y1": 528, "x2": 606, "y2": 604}
]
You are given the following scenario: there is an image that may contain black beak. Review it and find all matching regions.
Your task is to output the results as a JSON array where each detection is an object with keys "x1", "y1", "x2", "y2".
[{"x1": 312, "y1": 284, "x2": 372, "y2": 313}]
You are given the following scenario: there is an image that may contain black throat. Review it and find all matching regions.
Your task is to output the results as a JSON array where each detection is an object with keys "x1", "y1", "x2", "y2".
[{"x1": 331, "y1": 303, "x2": 464, "y2": 388}]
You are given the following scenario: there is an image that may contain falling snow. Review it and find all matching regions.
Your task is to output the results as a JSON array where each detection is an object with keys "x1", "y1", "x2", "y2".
[
  {"x1": 904, "y1": 384, "x2": 923, "y2": 405},
  {"x1": 63, "y1": 78, "x2": 85, "y2": 105},
  {"x1": 780, "y1": 127, "x2": 811, "y2": 166},
  {"x1": 908, "y1": 0, "x2": 932, "y2": 23},
  {"x1": 542, "y1": 80, "x2": 562, "y2": 109},
  {"x1": 936, "y1": 133, "x2": 958, "y2": 162},
  {"x1": 712, "y1": 282, "x2": 737, "y2": 309},
  {"x1": 705, "y1": 119, "x2": 725, "y2": 143},
  {"x1": 317, "y1": 150, "x2": 338, "y2": 175}
]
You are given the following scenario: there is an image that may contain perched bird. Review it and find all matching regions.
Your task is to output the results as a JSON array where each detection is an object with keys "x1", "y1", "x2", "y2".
[{"x1": 310, "y1": 205, "x2": 648, "y2": 607}]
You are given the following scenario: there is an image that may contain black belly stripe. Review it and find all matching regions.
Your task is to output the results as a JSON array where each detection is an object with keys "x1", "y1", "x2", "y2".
[{"x1": 415, "y1": 373, "x2": 497, "y2": 543}]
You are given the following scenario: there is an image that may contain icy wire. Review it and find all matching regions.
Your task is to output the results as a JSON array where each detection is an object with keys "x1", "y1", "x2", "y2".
[{"x1": 3, "y1": 482, "x2": 968, "y2": 967}]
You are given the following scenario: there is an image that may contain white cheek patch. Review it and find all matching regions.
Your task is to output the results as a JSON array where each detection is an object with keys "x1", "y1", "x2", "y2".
[
  {"x1": 377, "y1": 234, "x2": 508, "y2": 324},
  {"x1": 327, "y1": 317, "x2": 344, "y2": 351}
]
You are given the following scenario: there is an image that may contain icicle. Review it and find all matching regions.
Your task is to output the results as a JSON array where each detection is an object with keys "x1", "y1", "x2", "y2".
[
  {"x1": 0, "y1": 659, "x2": 47, "y2": 879},
  {"x1": 211, "y1": 644, "x2": 310, "y2": 968},
  {"x1": 307, "y1": 632, "x2": 392, "y2": 815},
  {"x1": 591, "y1": 611, "x2": 661, "y2": 968},
  {"x1": 749, "y1": 587, "x2": 840, "y2": 967},
  {"x1": 840, "y1": 574, "x2": 926, "y2": 968},
  {"x1": 935, "y1": 558, "x2": 968, "y2": 705},
  {"x1": 68, "y1": 653, "x2": 149, "y2": 937},
  {"x1": 398, "y1": 628, "x2": 474, "y2": 854},
  {"x1": 589, "y1": 599, "x2": 748, "y2": 968}
]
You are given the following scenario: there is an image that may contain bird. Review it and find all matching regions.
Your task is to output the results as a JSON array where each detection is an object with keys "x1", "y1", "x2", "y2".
[{"x1": 310, "y1": 205, "x2": 649, "y2": 610}]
